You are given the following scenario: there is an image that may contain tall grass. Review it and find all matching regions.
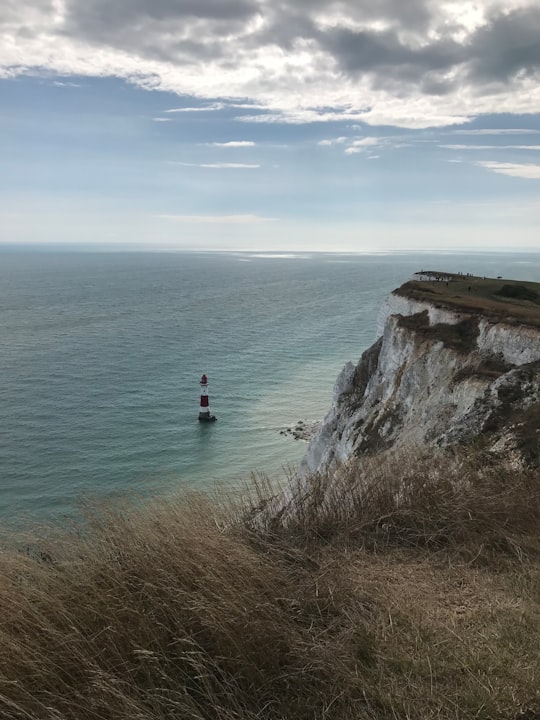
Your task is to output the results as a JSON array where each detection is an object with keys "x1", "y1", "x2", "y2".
[
  {"x1": 1, "y1": 449, "x2": 539, "y2": 719},
  {"x1": 255, "y1": 449, "x2": 540, "y2": 562}
]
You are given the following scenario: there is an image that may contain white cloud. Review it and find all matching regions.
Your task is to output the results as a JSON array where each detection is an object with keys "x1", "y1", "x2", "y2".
[
  {"x1": 201, "y1": 163, "x2": 259, "y2": 168},
  {"x1": 165, "y1": 102, "x2": 261, "y2": 114},
  {"x1": 318, "y1": 136, "x2": 348, "y2": 146},
  {"x1": 208, "y1": 141, "x2": 255, "y2": 147},
  {"x1": 2, "y1": 0, "x2": 540, "y2": 128},
  {"x1": 236, "y1": 108, "x2": 383, "y2": 125},
  {"x1": 152, "y1": 117, "x2": 172, "y2": 122},
  {"x1": 477, "y1": 161, "x2": 540, "y2": 178},
  {"x1": 344, "y1": 136, "x2": 394, "y2": 154},
  {"x1": 350, "y1": 137, "x2": 381, "y2": 147},
  {"x1": 451, "y1": 128, "x2": 540, "y2": 135},
  {"x1": 440, "y1": 144, "x2": 540, "y2": 150},
  {"x1": 52, "y1": 80, "x2": 81, "y2": 87},
  {"x1": 159, "y1": 214, "x2": 276, "y2": 223},
  {"x1": 170, "y1": 161, "x2": 260, "y2": 168},
  {"x1": 165, "y1": 104, "x2": 225, "y2": 113}
]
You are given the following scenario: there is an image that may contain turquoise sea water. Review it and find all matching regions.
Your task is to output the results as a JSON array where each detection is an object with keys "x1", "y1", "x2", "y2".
[{"x1": 1, "y1": 249, "x2": 539, "y2": 526}]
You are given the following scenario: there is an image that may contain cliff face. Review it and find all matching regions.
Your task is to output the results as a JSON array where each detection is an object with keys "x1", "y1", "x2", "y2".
[{"x1": 302, "y1": 291, "x2": 540, "y2": 475}]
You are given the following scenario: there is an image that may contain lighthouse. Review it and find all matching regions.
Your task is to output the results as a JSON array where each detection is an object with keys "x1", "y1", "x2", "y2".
[{"x1": 199, "y1": 374, "x2": 217, "y2": 422}]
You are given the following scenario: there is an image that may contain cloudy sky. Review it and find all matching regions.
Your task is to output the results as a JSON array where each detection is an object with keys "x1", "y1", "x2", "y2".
[{"x1": 1, "y1": 0, "x2": 540, "y2": 251}]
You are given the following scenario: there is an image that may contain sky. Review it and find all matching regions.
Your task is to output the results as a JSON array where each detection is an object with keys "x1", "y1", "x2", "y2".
[{"x1": 1, "y1": 0, "x2": 540, "y2": 252}]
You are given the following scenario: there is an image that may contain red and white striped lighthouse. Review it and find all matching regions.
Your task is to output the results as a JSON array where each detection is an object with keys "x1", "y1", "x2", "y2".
[{"x1": 199, "y1": 374, "x2": 217, "y2": 422}]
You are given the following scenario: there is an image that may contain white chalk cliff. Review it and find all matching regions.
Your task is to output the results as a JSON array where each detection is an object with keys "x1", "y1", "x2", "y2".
[{"x1": 302, "y1": 285, "x2": 540, "y2": 476}]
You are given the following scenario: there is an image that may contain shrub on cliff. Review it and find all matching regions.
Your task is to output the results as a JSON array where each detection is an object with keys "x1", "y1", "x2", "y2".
[{"x1": 495, "y1": 284, "x2": 540, "y2": 304}]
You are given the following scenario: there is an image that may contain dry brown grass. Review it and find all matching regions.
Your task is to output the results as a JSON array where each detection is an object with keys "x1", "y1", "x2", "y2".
[
  {"x1": 258, "y1": 450, "x2": 540, "y2": 561},
  {"x1": 1, "y1": 449, "x2": 540, "y2": 719}
]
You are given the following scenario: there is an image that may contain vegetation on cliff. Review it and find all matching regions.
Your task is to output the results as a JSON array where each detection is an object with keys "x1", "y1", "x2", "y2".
[
  {"x1": 396, "y1": 274, "x2": 540, "y2": 327},
  {"x1": 1, "y1": 448, "x2": 540, "y2": 720}
]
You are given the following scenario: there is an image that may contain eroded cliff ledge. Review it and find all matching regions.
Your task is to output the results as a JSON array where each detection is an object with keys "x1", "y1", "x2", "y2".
[{"x1": 302, "y1": 273, "x2": 540, "y2": 475}]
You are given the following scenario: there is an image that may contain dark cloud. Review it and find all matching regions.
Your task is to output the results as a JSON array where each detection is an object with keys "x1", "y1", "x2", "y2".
[
  {"x1": 467, "y1": 7, "x2": 540, "y2": 84},
  {"x1": 310, "y1": 5, "x2": 540, "y2": 93},
  {"x1": 251, "y1": 11, "x2": 317, "y2": 51},
  {"x1": 150, "y1": 37, "x2": 229, "y2": 64},
  {"x1": 320, "y1": 27, "x2": 461, "y2": 83},
  {"x1": 62, "y1": 0, "x2": 257, "y2": 46},
  {"x1": 5, "y1": 0, "x2": 539, "y2": 119},
  {"x1": 55, "y1": 0, "x2": 540, "y2": 94},
  {"x1": 338, "y1": 0, "x2": 432, "y2": 31},
  {"x1": 252, "y1": 0, "x2": 434, "y2": 53},
  {"x1": 420, "y1": 73, "x2": 458, "y2": 97},
  {"x1": 272, "y1": 0, "x2": 433, "y2": 31}
]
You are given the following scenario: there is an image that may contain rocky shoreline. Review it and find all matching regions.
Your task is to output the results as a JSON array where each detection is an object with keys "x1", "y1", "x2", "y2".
[{"x1": 280, "y1": 420, "x2": 320, "y2": 442}]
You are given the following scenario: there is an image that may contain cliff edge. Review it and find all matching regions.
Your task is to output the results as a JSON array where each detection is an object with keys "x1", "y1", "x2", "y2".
[{"x1": 302, "y1": 272, "x2": 540, "y2": 475}]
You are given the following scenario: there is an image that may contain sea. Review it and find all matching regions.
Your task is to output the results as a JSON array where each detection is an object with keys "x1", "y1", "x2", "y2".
[{"x1": 1, "y1": 249, "x2": 539, "y2": 527}]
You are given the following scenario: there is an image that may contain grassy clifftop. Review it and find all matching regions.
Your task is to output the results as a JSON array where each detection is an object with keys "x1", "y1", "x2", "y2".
[
  {"x1": 395, "y1": 272, "x2": 540, "y2": 328},
  {"x1": 1, "y1": 449, "x2": 540, "y2": 720}
]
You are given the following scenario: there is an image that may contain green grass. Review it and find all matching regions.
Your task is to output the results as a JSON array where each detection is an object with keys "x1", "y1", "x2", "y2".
[
  {"x1": 396, "y1": 274, "x2": 540, "y2": 328},
  {"x1": 1, "y1": 449, "x2": 540, "y2": 719}
]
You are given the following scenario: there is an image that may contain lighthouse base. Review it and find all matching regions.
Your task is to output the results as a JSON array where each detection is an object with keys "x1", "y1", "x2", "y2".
[{"x1": 199, "y1": 411, "x2": 217, "y2": 422}]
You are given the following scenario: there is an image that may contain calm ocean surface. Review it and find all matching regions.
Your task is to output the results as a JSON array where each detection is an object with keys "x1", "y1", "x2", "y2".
[{"x1": 1, "y1": 249, "x2": 539, "y2": 526}]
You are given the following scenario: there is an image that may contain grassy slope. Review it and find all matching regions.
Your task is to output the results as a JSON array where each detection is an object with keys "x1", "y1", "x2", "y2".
[
  {"x1": 395, "y1": 274, "x2": 540, "y2": 328},
  {"x1": 1, "y1": 450, "x2": 540, "y2": 720}
]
